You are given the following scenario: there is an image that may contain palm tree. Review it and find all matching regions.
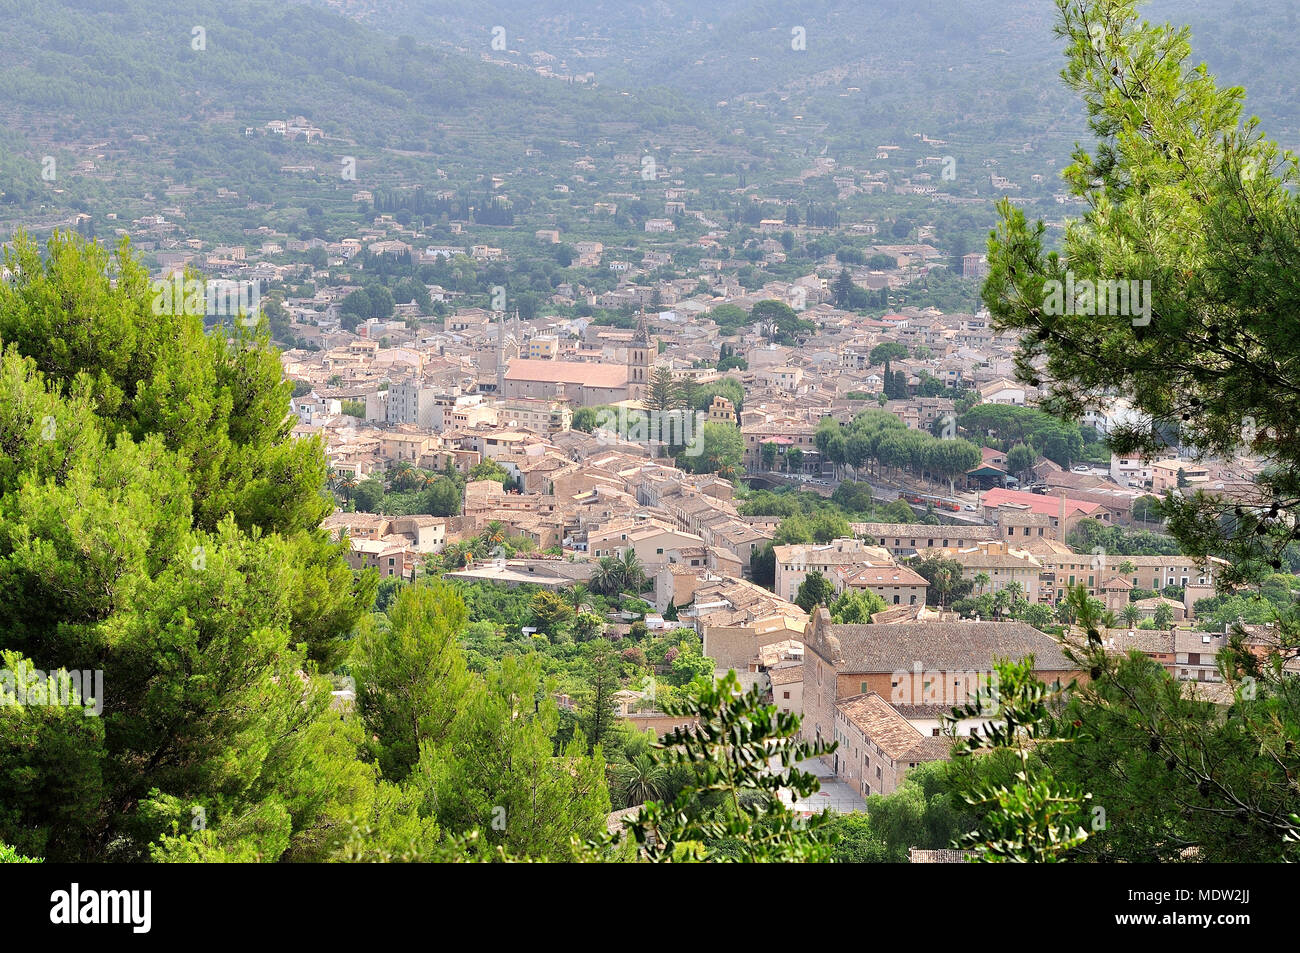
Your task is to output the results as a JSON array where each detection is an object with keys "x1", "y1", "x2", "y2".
[
  {"x1": 1153, "y1": 601, "x2": 1174, "y2": 629},
  {"x1": 974, "y1": 572, "x2": 991, "y2": 596},
  {"x1": 615, "y1": 753, "x2": 670, "y2": 807},
  {"x1": 1005, "y1": 581, "x2": 1025, "y2": 603},
  {"x1": 932, "y1": 567, "x2": 954, "y2": 609},
  {"x1": 481, "y1": 520, "x2": 507, "y2": 549},
  {"x1": 590, "y1": 557, "x2": 622, "y2": 597},
  {"x1": 1122, "y1": 602, "x2": 1141, "y2": 628},
  {"x1": 1063, "y1": 584, "x2": 1117, "y2": 638},
  {"x1": 565, "y1": 583, "x2": 590, "y2": 613},
  {"x1": 618, "y1": 548, "x2": 646, "y2": 594},
  {"x1": 441, "y1": 542, "x2": 470, "y2": 570},
  {"x1": 388, "y1": 460, "x2": 414, "y2": 491}
]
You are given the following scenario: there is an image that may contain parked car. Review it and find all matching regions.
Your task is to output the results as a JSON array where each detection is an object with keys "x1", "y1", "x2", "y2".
[
  {"x1": 1072, "y1": 465, "x2": 1090, "y2": 473},
  {"x1": 963, "y1": 503, "x2": 977, "y2": 511}
]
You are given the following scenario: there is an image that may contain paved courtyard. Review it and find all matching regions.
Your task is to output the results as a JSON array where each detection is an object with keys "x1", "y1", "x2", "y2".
[{"x1": 784, "y1": 757, "x2": 868, "y2": 815}]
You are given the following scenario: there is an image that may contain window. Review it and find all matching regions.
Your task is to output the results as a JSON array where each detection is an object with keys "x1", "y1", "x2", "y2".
[
  {"x1": 783, "y1": 691, "x2": 790, "y2": 700},
  {"x1": 932, "y1": 728, "x2": 940, "y2": 736},
  {"x1": 860, "y1": 681, "x2": 868, "y2": 693}
]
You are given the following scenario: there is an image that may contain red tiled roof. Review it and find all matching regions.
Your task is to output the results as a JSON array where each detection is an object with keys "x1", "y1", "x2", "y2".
[
  {"x1": 504, "y1": 359, "x2": 629, "y2": 389},
  {"x1": 981, "y1": 488, "x2": 1101, "y2": 517}
]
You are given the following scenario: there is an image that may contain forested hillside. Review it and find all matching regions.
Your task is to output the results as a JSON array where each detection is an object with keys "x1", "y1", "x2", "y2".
[{"x1": 0, "y1": 0, "x2": 748, "y2": 223}]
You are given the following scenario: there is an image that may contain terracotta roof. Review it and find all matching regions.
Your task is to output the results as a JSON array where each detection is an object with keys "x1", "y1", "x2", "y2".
[
  {"x1": 837, "y1": 692, "x2": 952, "y2": 762},
  {"x1": 870, "y1": 604, "x2": 936, "y2": 625},
  {"x1": 504, "y1": 358, "x2": 629, "y2": 389},
  {"x1": 837, "y1": 565, "x2": 930, "y2": 587},
  {"x1": 929, "y1": 549, "x2": 1042, "y2": 570},
  {"x1": 1133, "y1": 596, "x2": 1184, "y2": 609},
  {"x1": 890, "y1": 702, "x2": 954, "y2": 719},
  {"x1": 983, "y1": 488, "x2": 1101, "y2": 516},
  {"x1": 769, "y1": 666, "x2": 804, "y2": 686},
  {"x1": 853, "y1": 522, "x2": 998, "y2": 540},
  {"x1": 812, "y1": 617, "x2": 1073, "y2": 673},
  {"x1": 1174, "y1": 629, "x2": 1228, "y2": 654},
  {"x1": 1179, "y1": 681, "x2": 1235, "y2": 704},
  {"x1": 1094, "y1": 627, "x2": 1175, "y2": 655},
  {"x1": 1000, "y1": 511, "x2": 1053, "y2": 525}
]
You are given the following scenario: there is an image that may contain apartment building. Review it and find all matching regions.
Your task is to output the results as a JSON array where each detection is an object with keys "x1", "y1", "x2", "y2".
[
  {"x1": 801, "y1": 609, "x2": 1078, "y2": 790},
  {"x1": 1151, "y1": 459, "x2": 1210, "y2": 494},
  {"x1": 919, "y1": 540, "x2": 1047, "y2": 602},
  {"x1": 773, "y1": 538, "x2": 897, "y2": 605},
  {"x1": 1039, "y1": 553, "x2": 1223, "y2": 603},
  {"x1": 832, "y1": 692, "x2": 951, "y2": 796},
  {"x1": 495, "y1": 397, "x2": 573, "y2": 435},
  {"x1": 853, "y1": 522, "x2": 1001, "y2": 558}
]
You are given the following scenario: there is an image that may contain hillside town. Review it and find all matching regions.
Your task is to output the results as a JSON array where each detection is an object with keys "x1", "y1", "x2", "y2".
[
  {"x1": 3, "y1": 0, "x2": 1296, "y2": 881},
  {"x1": 257, "y1": 225, "x2": 1269, "y2": 805}
]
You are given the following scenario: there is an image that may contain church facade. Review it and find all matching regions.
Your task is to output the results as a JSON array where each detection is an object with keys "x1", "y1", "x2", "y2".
[{"x1": 499, "y1": 312, "x2": 653, "y2": 407}]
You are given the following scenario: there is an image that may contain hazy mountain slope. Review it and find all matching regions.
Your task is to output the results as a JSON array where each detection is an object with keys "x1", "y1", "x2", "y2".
[
  {"x1": 298, "y1": 0, "x2": 1300, "y2": 150},
  {"x1": 0, "y1": 0, "x2": 750, "y2": 221}
]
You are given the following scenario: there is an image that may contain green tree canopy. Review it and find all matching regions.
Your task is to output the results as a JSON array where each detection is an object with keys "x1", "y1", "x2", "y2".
[{"x1": 0, "y1": 232, "x2": 375, "y2": 862}]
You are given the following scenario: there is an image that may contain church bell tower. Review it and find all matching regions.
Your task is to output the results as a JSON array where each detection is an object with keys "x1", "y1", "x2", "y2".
[{"x1": 627, "y1": 310, "x2": 652, "y2": 403}]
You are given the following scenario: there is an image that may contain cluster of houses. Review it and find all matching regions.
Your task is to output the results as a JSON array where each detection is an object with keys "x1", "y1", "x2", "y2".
[
  {"x1": 163, "y1": 201, "x2": 1268, "y2": 814},
  {"x1": 266, "y1": 287, "x2": 1269, "y2": 804}
]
